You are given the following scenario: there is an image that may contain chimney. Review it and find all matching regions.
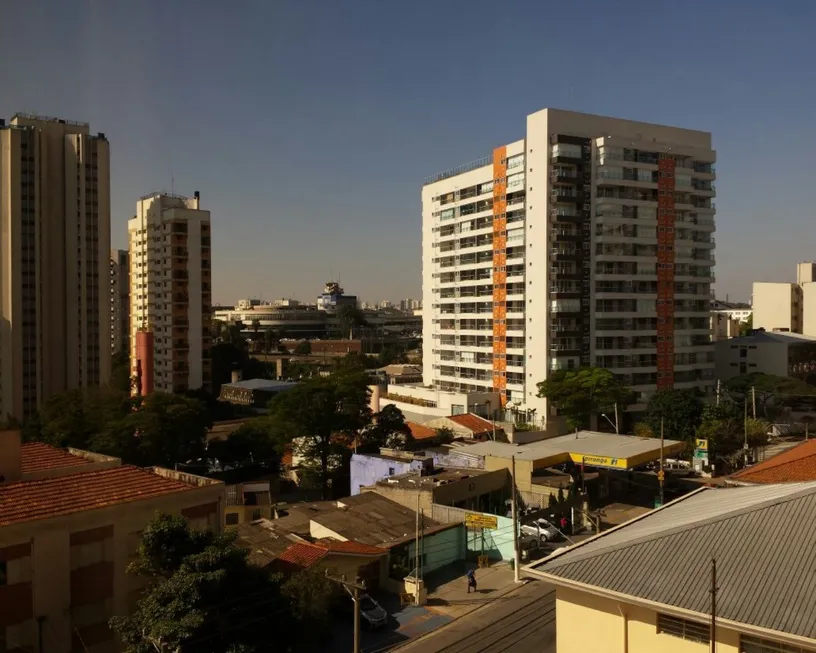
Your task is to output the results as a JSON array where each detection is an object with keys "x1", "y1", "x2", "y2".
[
  {"x1": 193, "y1": 190, "x2": 200, "y2": 209},
  {"x1": 0, "y1": 430, "x2": 23, "y2": 484}
]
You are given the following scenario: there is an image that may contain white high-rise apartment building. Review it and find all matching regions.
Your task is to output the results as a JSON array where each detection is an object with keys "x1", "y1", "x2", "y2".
[
  {"x1": 422, "y1": 109, "x2": 716, "y2": 421},
  {"x1": 0, "y1": 114, "x2": 111, "y2": 419},
  {"x1": 128, "y1": 192, "x2": 212, "y2": 394}
]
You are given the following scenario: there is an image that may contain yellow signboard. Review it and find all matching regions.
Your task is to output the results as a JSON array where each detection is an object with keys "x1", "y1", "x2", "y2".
[
  {"x1": 695, "y1": 439, "x2": 709, "y2": 452},
  {"x1": 570, "y1": 453, "x2": 629, "y2": 469},
  {"x1": 465, "y1": 513, "x2": 498, "y2": 530}
]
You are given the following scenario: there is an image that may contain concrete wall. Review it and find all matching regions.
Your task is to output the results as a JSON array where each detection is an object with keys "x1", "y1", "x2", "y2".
[
  {"x1": 555, "y1": 586, "x2": 739, "y2": 653},
  {"x1": 714, "y1": 339, "x2": 788, "y2": 381},
  {"x1": 802, "y1": 282, "x2": 816, "y2": 336},
  {"x1": 407, "y1": 525, "x2": 466, "y2": 575},
  {"x1": 350, "y1": 454, "x2": 426, "y2": 495},
  {"x1": 466, "y1": 514, "x2": 515, "y2": 561},
  {"x1": 752, "y1": 282, "x2": 801, "y2": 333}
]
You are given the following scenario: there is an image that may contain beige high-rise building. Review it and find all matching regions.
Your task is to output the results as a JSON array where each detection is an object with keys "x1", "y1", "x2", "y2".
[
  {"x1": 110, "y1": 249, "x2": 129, "y2": 355},
  {"x1": 0, "y1": 114, "x2": 111, "y2": 420},
  {"x1": 128, "y1": 192, "x2": 212, "y2": 394}
]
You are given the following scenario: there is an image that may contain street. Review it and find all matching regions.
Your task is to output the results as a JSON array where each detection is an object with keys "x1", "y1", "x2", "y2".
[{"x1": 389, "y1": 580, "x2": 556, "y2": 653}]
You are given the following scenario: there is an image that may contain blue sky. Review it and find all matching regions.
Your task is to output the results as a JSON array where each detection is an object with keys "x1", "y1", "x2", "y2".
[{"x1": 2, "y1": 0, "x2": 815, "y2": 305}]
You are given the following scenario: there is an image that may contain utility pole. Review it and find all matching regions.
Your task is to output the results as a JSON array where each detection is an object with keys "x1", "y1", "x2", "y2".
[
  {"x1": 414, "y1": 492, "x2": 421, "y2": 606},
  {"x1": 614, "y1": 402, "x2": 619, "y2": 434},
  {"x1": 744, "y1": 397, "x2": 749, "y2": 467},
  {"x1": 709, "y1": 558, "x2": 718, "y2": 653},
  {"x1": 511, "y1": 455, "x2": 520, "y2": 583},
  {"x1": 326, "y1": 573, "x2": 367, "y2": 653},
  {"x1": 751, "y1": 385, "x2": 757, "y2": 419},
  {"x1": 716, "y1": 379, "x2": 720, "y2": 406},
  {"x1": 659, "y1": 418, "x2": 665, "y2": 506}
]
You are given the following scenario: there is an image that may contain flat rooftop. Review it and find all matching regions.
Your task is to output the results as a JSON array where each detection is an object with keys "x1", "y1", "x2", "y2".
[
  {"x1": 1, "y1": 465, "x2": 218, "y2": 527},
  {"x1": 461, "y1": 431, "x2": 683, "y2": 469},
  {"x1": 375, "y1": 467, "x2": 496, "y2": 490},
  {"x1": 221, "y1": 379, "x2": 298, "y2": 392}
]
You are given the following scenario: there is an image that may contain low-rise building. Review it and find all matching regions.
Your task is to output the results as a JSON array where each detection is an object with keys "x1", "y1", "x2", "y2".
[
  {"x1": 217, "y1": 378, "x2": 298, "y2": 407},
  {"x1": 363, "y1": 465, "x2": 509, "y2": 515},
  {"x1": 425, "y1": 413, "x2": 501, "y2": 440},
  {"x1": 710, "y1": 311, "x2": 741, "y2": 342},
  {"x1": 526, "y1": 482, "x2": 816, "y2": 653},
  {"x1": 0, "y1": 430, "x2": 223, "y2": 653},
  {"x1": 714, "y1": 331, "x2": 816, "y2": 381},
  {"x1": 463, "y1": 432, "x2": 683, "y2": 507},
  {"x1": 728, "y1": 439, "x2": 816, "y2": 485},
  {"x1": 225, "y1": 481, "x2": 274, "y2": 526}
]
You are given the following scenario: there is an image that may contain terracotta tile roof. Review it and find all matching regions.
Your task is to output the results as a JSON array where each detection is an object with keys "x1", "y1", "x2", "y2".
[
  {"x1": 731, "y1": 439, "x2": 816, "y2": 484},
  {"x1": 276, "y1": 542, "x2": 328, "y2": 569},
  {"x1": 20, "y1": 442, "x2": 91, "y2": 474},
  {"x1": 0, "y1": 465, "x2": 196, "y2": 527},
  {"x1": 407, "y1": 421, "x2": 436, "y2": 440},
  {"x1": 315, "y1": 539, "x2": 387, "y2": 556},
  {"x1": 448, "y1": 413, "x2": 494, "y2": 434}
]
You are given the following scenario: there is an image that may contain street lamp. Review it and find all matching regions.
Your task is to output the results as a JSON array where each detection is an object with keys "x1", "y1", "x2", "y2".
[{"x1": 600, "y1": 412, "x2": 619, "y2": 434}]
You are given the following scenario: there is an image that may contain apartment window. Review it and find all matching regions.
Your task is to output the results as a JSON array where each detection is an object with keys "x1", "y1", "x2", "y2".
[
  {"x1": 741, "y1": 635, "x2": 809, "y2": 653},
  {"x1": 225, "y1": 513, "x2": 239, "y2": 526},
  {"x1": 656, "y1": 614, "x2": 709, "y2": 644}
]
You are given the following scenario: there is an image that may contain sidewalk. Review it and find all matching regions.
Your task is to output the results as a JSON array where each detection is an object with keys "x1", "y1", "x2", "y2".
[{"x1": 423, "y1": 561, "x2": 519, "y2": 619}]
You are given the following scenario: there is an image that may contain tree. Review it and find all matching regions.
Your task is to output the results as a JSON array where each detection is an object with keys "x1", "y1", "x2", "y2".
[
  {"x1": 633, "y1": 422, "x2": 655, "y2": 438},
  {"x1": 251, "y1": 318, "x2": 261, "y2": 336},
  {"x1": 334, "y1": 351, "x2": 376, "y2": 373},
  {"x1": 268, "y1": 371, "x2": 372, "y2": 498},
  {"x1": 359, "y1": 404, "x2": 413, "y2": 451},
  {"x1": 293, "y1": 341, "x2": 312, "y2": 356},
  {"x1": 110, "y1": 513, "x2": 290, "y2": 653},
  {"x1": 263, "y1": 329, "x2": 278, "y2": 355},
  {"x1": 123, "y1": 393, "x2": 211, "y2": 468},
  {"x1": 377, "y1": 346, "x2": 407, "y2": 367},
  {"x1": 738, "y1": 314, "x2": 754, "y2": 337},
  {"x1": 696, "y1": 402, "x2": 744, "y2": 457},
  {"x1": 536, "y1": 368, "x2": 633, "y2": 431},
  {"x1": 37, "y1": 387, "x2": 133, "y2": 450},
  {"x1": 335, "y1": 304, "x2": 366, "y2": 339},
  {"x1": 435, "y1": 426, "x2": 455, "y2": 444},
  {"x1": 281, "y1": 568, "x2": 338, "y2": 651},
  {"x1": 228, "y1": 321, "x2": 246, "y2": 349},
  {"x1": 206, "y1": 419, "x2": 284, "y2": 469},
  {"x1": 643, "y1": 389, "x2": 703, "y2": 444},
  {"x1": 110, "y1": 349, "x2": 134, "y2": 394}
]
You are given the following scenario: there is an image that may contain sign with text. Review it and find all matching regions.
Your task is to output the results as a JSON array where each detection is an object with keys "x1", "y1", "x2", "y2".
[
  {"x1": 571, "y1": 453, "x2": 629, "y2": 469},
  {"x1": 695, "y1": 439, "x2": 709, "y2": 452},
  {"x1": 465, "y1": 513, "x2": 498, "y2": 530}
]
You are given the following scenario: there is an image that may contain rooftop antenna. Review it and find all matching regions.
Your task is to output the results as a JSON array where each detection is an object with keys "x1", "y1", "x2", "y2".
[{"x1": 171, "y1": 174, "x2": 175, "y2": 196}]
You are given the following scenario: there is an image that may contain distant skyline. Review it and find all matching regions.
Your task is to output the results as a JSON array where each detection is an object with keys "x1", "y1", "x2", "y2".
[{"x1": 3, "y1": 0, "x2": 816, "y2": 304}]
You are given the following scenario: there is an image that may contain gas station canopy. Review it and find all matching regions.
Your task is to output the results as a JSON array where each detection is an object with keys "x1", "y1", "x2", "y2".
[{"x1": 461, "y1": 431, "x2": 685, "y2": 470}]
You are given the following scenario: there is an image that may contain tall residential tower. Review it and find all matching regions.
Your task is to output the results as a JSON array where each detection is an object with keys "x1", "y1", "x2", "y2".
[
  {"x1": 0, "y1": 114, "x2": 111, "y2": 419},
  {"x1": 110, "y1": 249, "x2": 130, "y2": 355},
  {"x1": 422, "y1": 109, "x2": 715, "y2": 423},
  {"x1": 128, "y1": 192, "x2": 212, "y2": 394}
]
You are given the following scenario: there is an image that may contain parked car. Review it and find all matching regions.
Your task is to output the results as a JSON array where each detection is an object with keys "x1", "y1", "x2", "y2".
[
  {"x1": 357, "y1": 594, "x2": 388, "y2": 630},
  {"x1": 520, "y1": 518, "x2": 561, "y2": 542}
]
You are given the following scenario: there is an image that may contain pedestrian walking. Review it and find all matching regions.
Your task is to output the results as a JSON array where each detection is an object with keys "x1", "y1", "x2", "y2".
[
  {"x1": 466, "y1": 568, "x2": 477, "y2": 594},
  {"x1": 560, "y1": 516, "x2": 568, "y2": 534}
]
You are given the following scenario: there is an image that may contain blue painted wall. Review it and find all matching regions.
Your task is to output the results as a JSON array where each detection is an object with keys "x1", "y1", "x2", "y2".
[{"x1": 350, "y1": 453, "x2": 430, "y2": 495}]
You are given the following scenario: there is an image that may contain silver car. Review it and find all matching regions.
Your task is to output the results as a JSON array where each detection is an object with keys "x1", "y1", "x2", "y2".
[{"x1": 520, "y1": 518, "x2": 561, "y2": 542}]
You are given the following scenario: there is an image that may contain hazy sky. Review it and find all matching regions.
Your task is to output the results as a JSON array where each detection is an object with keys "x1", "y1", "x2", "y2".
[{"x1": 2, "y1": 0, "x2": 815, "y2": 305}]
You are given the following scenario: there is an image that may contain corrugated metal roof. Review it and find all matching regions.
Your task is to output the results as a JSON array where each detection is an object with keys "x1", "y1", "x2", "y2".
[{"x1": 531, "y1": 483, "x2": 816, "y2": 640}]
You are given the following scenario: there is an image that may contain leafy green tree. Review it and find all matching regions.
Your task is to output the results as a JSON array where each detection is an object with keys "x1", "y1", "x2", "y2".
[
  {"x1": 124, "y1": 393, "x2": 211, "y2": 468},
  {"x1": 334, "y1": 351, "x2": 376, "y2": 373},
  {"x1": 293, "y1": 341, "x2": 312, "y2": 356},
  {"x1": 110, "y1": 349, "x2": 134, "y2": 394},
  {"x1": 633, "y1": 421, "x2": 654, "y2": 438},
  {"x1": 359, "y1": 404, "x2": 413, "y2": 451},
  {"x1": 37, "y1": 387, "x2": 132, "y2": 449},
  {"x1": 643, "y1": 389, "x2": 703, "y2": 444},
  {"x1": 377, "y1": 346, "x2": 408, "y2": 367},
  {"x1": 335, "y1": 304, "x2": 366, "y2": 339},
  {"x1": 281, "y1": 568, "x2": 338, "y2": 651},
  {"x1": 435, "y1": 426, "x2": 455, "y2": 444},
  {"x1": 228, "y1": 321, "x2": 246, "y2": 349},
  {"x1": 738, "y1": 314, "x2": 753, "y2": 337},
  {"x1": 536, "y1": 368, "x2": 633, "y2": 431},
  {"x1": 206, "y1": 419, "x2": 284, "y2": 469},
  {"x1": 111, "y1": 513, "x2": 290, "y2": 653},
  {"x1": 268, "y1": 371, "x2": 371, "y2": 498}
]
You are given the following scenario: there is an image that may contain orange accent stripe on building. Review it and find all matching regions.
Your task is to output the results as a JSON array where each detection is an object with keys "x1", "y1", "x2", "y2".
[
  {"x1": 656, "y1": 155, "x2": 676, "y2": 389},
  {"x1": 492, "y1": 146, "x2": 508, "y2": 404}
]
